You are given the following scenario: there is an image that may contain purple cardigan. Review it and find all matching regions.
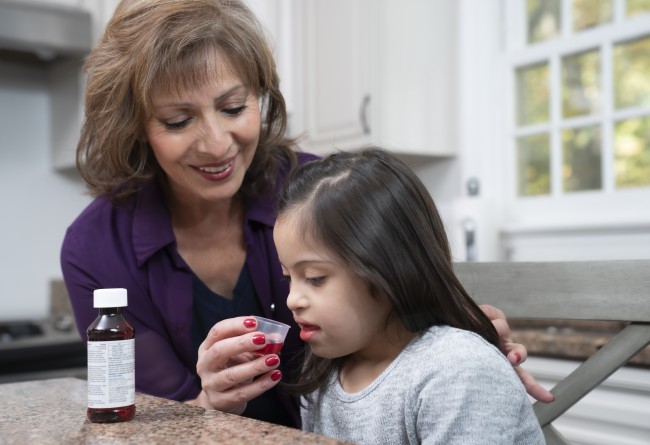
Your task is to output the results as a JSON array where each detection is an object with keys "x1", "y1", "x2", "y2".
[{"x1": 60, "y1": 151, "x2": 318, "y2": 427}]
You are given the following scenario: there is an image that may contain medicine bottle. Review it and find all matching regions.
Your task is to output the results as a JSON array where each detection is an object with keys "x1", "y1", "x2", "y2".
[{"x1": 86, "y1": 288, "x2": 136, "y2": 423}]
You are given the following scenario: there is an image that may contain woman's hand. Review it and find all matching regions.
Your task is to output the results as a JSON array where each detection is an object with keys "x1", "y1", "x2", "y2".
[
  {"x1": 189, "y1": 316, "x2": 283, "y2": 413},
  {"x1": 481, "y1": 304, "x2": 555, "y2": 403}
]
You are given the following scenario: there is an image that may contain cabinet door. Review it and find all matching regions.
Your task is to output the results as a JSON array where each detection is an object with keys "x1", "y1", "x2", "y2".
[
  {"x1": 373, "y1": 0, "x2": 457, "y2": 157},
  {"x1": 295, "y1": 0, "x2": 374, "y2": 154},
  {"x1": 16, "y1": 0, "x2": 81, "y2": 6},
  {"x1": 50, "y1": 59, "x2": 86, "y2": 170},
  {"x1": 47, "y1": 0, "x2": 113, "y2": 170},
  {"x1": 244, "y1": 0, "x2": 295, "y2": 116}
]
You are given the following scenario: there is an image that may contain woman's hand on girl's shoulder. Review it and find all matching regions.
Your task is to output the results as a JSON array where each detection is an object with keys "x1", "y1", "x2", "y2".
[{"x1": 480, "y1": 304, "x2": 555, "y2": 403}]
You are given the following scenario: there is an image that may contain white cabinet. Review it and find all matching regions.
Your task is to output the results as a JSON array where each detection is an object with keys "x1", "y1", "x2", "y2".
[
  {"x1": 8, "y1": 0, "x2": 81, "y2": 7},
  {"x1": 80, "y1": 0, "x2": 120, "y2": 42},
  {"x1": 290, "y1": 0, "x2": 458, "y2": 157},
  {"x1": 48, "y1": 0, "x2": 118, "y2": 170},
  {"x1": 373, "y1": 0, "x2": 458, "y2": 157},
  {"x1": 49, "y1": 59, "x2": 86, "y2": 170},
  {"x1": 290, "y1": 0, "x2": 374, "y2": 154},
  {"x1": 244, "y1": 0, "x2": 295, "y2": 118},
  {"x1": 0, "y1": 0, "x2": 96, "y2": 171}
]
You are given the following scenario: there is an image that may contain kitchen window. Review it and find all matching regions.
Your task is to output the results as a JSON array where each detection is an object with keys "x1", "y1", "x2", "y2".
[{"x1": 503, "y1": 0, "x2": 650, "y2": 230}]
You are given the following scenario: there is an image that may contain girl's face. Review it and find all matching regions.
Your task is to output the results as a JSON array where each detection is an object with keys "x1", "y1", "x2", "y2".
[
  {"x1": 273, "y1": 212, "x2": 396, "y2": 361},
  {"x1": 143, "y1": 60, "x2": 261, "y2": 206}
]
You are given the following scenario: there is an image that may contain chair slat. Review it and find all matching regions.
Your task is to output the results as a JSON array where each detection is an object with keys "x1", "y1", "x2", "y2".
[
  {"x1": 455, "y1": 260, "x2": 650, "y2": 321},
  {"x1": 454, "y1": 260, "x2": 650, "y2": 439},
  {"x1": 543, "y1": 424, "x2": 570, "y2": 445},
  {"x1": 533, "y1": 322, "x2": 650, "y2": 425}
]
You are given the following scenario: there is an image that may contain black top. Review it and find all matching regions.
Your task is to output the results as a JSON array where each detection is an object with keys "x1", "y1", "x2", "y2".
[{"x1": 191, "y1": 265, "x2": 294, "y2": 427}]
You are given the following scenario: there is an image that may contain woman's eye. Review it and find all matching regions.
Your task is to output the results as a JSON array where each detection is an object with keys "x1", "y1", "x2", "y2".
[
  {"x1": 223, "y1": 105, "x2": 247, "y2": 116},
  {"x1": 164, "y1": 118, "x2": 190, "y2": 130},
  {"x1": 306, "y1": 276, "x2": 325, "y2": 287},
  {"x1": 282, "y1": 275, "x2": 292, "y2": 283}
]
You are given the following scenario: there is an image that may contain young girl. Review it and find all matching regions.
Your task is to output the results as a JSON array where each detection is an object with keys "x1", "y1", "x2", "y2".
[{"x1": 273, "y1": 148, "x2": 545, "y2": 444}]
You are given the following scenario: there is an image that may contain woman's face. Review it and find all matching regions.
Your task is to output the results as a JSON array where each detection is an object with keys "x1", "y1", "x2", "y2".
[{"x1": 144, "y1": 60, "x2": 261, "y2": 206}]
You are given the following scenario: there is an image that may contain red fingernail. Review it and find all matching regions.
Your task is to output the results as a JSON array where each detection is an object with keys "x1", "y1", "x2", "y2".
[
  {"x1": 252, "y1": 334, "x2": 266, "y2": 345},
  {"x1": 271, "y1": 370, "x2": 282, "y2": 381},
  {"x1": 265, "y1": 356, "x2": 279, "y2": 367},
  {"x1": 514, "y1": 352, "x2": 521, "y2": 363},
  {"x1": 243, "y1": 318, "x2": 257, "y2": 328}
]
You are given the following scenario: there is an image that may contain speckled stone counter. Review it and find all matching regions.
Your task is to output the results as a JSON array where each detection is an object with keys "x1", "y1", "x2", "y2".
[
  {"x1": 511, "y1": 320, "x2": 650, "y2": 367},
  {"x1": 0, "y1": 378, "x2": 352, "y2": 444}
]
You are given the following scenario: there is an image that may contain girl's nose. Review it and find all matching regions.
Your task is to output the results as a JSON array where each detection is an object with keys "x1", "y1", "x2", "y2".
[{"x1": 285, "y1": 284, "x2": 305, "y2": 312}]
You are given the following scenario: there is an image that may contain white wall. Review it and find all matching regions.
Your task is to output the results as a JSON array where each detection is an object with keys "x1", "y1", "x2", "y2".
[
  {"x1": 433, "y1": 0, "x2": 503, "y2": 264},
  {"x1": 0, "y1": 58, "x2": 90, "y2": 321}
]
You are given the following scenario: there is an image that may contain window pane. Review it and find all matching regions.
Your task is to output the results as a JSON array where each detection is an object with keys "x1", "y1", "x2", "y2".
[
  {"x1": 614, "y1": 35, "x2": 650, "y2": 109},
  {"x1": 615, "y1": 116, "x2": 650, "y2": 188},
  {"x1": 517, "y1": 133, "x2": 551, "y2": 196},
  {"x1": 562, "y1": 126, "x2": 602, "y2": 192},
  {"x1": 573, "y1": 0, "x2": 613, "y2": 31},
  {"x1": 627, "y1": 0, "x2": 650, "y2": 17},
  {"x1": 527, "y1": 0, "x2": 561, "y2": 44},
  {"x1": 562, "y1": 50, "x2": 601, "y2": 118},
  {"x1": 516, "y1": 63, "x2": 550, "y2": 125}
]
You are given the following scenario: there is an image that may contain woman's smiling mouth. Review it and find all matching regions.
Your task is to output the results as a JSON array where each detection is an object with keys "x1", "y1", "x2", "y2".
[{"x1": 193, "y1": 158, "x2": 235, "y2": 180}]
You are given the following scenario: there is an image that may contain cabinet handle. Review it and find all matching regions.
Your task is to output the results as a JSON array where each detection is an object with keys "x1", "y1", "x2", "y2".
[{"x1": 359, "y1": 95, "x2": 371, "y2": 135}]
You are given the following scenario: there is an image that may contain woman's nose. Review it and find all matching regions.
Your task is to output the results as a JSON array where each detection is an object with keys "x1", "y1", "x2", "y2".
[{"x1": 198, "y1": 116, "x2": 231, "y2": 155}]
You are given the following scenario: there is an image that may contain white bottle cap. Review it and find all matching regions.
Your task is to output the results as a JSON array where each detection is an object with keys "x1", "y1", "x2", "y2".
[{"x1": 94, "y1": 288, "x2": 128, "y2": 308}]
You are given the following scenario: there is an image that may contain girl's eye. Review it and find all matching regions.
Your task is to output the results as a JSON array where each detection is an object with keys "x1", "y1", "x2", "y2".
[
  {"x1": 282, "y1": 275, "x2": 292, "y2": 283},
  {"x1": 223, "y1": 105, "x2": 247, "y2": 116},
  {"x1": 306, "y1": 276, "x2": 325, "y2": 287},
  {"x1": 164, "y1": 118, "x2": 190, "y2": 130}
]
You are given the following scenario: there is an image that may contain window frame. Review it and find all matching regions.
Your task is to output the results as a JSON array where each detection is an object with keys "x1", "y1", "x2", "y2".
[{"x1": 501, "y1": 0, "x2": 650, "y2": 232}]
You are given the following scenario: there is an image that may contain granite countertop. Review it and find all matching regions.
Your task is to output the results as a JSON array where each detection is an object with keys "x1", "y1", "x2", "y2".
[
  {"x1": 511, "y1": 320, "x2": 650, "y2": 367},
  {"x1": 0, "y1": 378, "x2": 352, "y2": 445}
]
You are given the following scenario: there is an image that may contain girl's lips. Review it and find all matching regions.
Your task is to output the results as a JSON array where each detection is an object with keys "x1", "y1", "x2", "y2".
[{"x1": 299, "y1": 324, "x2": 320, "y2": 342}]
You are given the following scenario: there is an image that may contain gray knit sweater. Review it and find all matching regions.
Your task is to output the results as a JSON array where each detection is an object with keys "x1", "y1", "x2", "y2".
[{"x1": 301, "y1": 325, "x2": 545, "y2": 444}]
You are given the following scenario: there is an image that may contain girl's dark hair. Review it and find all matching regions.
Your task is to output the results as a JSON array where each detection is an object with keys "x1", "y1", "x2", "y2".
[
  {"x1": 77, "y1": 0, "x2": 297, "y2": 202},
  {"x1": 277, "y1": 148, "x2": 499, "y2": 397}
]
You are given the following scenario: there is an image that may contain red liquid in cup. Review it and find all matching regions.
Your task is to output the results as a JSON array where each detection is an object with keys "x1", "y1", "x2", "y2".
[{"x1": 254, "y1": 341, "x2": 284, "y2": 356}]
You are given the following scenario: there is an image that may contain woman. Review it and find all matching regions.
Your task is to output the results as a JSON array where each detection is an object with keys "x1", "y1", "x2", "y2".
[{"x1": 61, "y1": 0, "x2": 552, "y2": 429}]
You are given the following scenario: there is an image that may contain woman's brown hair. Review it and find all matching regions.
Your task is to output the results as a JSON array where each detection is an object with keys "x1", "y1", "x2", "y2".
[{"x1": 78, "y1": 0, "x2": 297, "y2": 202}]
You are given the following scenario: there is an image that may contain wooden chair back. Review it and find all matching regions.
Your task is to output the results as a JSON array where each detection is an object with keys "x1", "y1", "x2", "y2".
[{"x1": 454, "y1": 260, "x2": 650, "y2": 445}]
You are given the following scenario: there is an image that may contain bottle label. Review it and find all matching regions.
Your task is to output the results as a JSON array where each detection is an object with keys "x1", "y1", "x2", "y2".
[{"x1": 87, "y1": 339, "x2": 135, "y2": 408}]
